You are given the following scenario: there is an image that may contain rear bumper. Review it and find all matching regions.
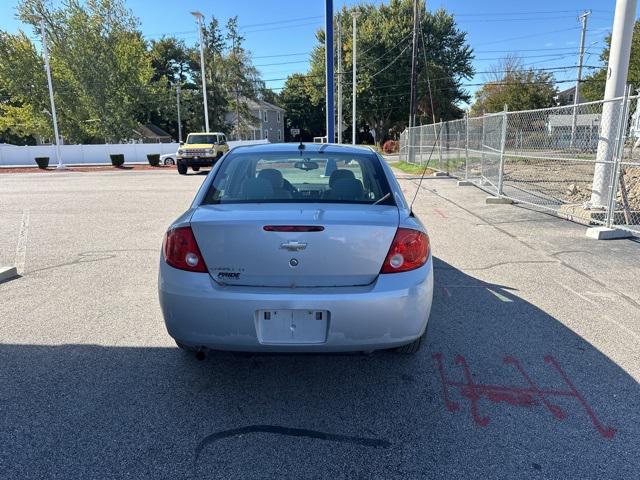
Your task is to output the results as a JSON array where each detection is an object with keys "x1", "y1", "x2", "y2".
[{"x1": 158, "y1": 257, "x2": 434, "y2": 352}]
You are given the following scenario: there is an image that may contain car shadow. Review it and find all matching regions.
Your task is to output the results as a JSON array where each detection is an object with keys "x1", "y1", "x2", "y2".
[{"x1": 1, "y1": 257, "x2": 638, "y2": 479}]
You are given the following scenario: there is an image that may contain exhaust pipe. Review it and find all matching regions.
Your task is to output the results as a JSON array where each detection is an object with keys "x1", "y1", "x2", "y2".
[{"x1": 195, "y1": 350, "x2": 206, "y2": 361}]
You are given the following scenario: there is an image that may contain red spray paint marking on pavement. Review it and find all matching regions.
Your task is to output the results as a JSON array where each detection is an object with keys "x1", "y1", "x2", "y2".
[
  {"x1": 432, "y1": 353, "x2": 616, "y2": 439},
  {"x1": 434, "y1": 208, "x2": 448, "y2": 219}
]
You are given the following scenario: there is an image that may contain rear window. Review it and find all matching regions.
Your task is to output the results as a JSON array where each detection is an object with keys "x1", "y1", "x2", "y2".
[{"x1": 202, "y1": 151, "x2": 394, "y2": 205}]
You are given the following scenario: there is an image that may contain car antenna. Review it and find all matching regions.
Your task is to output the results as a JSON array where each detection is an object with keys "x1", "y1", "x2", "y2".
[{"x1": 409, "y1": 122, "x2": 443, "y2": 212}]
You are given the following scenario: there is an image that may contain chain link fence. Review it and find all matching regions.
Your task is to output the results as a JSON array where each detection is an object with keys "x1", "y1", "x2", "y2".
[{"x1": 399, "y1": 90, "x2": 640, "y2": 237}]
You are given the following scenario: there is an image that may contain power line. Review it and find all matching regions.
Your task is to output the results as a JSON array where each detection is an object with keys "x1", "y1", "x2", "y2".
[
  {"x1": 239, "y1": 15, "x2": 323, "y2": 29},
  {"x1": 451, "y1": 9, "x2": 609, "y2": 16},
  {"x1": 242, "y1": 21, "x2": 322, "y2": 34},
  {"x1": 456, "y1": 15, "x2": 592, "y2": 23},
  {"x1": 475, "y1": 26, "x2": 581, "y2": 46},
  {"x1": 252, "y1": 52, "x2": 310, "y2": 59}
]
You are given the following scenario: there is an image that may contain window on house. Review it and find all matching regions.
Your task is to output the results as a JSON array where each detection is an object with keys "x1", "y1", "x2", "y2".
[
  {"x1": 264, "y1": 130, "x2": 269, "y2": 139},
  {"x1": 277, "y1": 112, "x2": 281, "y2": 123},
  {"x1": 277, "y1": 130, "x2": 281, "y2": 141},
  {"x1": 263, "y1": 111, "x2": 268, "y2": 122}
]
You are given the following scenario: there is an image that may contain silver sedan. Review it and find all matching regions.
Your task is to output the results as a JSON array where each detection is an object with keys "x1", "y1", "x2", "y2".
[{"x1": 158, "y1": 143, "x2": 433, "y2": 356}]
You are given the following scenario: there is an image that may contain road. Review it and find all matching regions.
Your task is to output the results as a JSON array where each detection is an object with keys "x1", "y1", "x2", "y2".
[{"x1": 0, "y1": 168, "x2": 639, "y2": 479}]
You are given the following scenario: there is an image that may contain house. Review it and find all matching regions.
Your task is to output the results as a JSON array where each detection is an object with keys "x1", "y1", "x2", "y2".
[
  {"x1": 555, "y1": 86, "x2": 585, "y2": 106},
  {"x1": 133, "y1": 123, "x2": 173, "y2": 143},
  {"x1": 225, "y1": 99, "x2": 285, "y2": 143},
  {"x1": 546, "y1": 113, "x2": 600, "y2": 148}
]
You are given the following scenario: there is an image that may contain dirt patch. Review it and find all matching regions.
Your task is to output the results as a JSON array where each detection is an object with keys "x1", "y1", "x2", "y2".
[
  {"x1": 499, "y1": 160, "x2": 640, "y2": 212},
  {"x1": 0, "y1": 164, "x2": 175, "y2": 174}
]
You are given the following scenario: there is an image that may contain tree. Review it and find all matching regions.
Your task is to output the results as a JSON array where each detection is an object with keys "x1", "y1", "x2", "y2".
[
  {"x1": 581, "y1": 20, "x2": 640, "y2": 101},
  {"x1": 0, "y1": 31, "x2": 51, "y2": 143},
  {"x1": 279, "y1": 74, "x2": 325, "y2": 141},
  {"x1": 278, "y1": 0, "x2": 473, "y2": 145},
  {"x1": 4, "y1": 0, "x2": 155, "y2": 143},
  {"x1": 470, "y1": 55, "x2": 557, "y2": 115}
]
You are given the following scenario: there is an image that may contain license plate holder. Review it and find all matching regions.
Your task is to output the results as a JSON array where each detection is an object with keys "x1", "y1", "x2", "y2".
[{"x1": 257, "y1": 309, "x2": 329, "y2": 344}]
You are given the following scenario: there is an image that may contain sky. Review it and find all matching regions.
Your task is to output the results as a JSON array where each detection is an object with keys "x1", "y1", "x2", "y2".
[{"x1": 1, "y1": 0, "x2": 636, "y2": 106}]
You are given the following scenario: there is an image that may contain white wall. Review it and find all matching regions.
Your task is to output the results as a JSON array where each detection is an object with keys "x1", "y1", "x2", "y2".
[{"x1": 0, "y1": 139, "x2": 269, "y2": 167}]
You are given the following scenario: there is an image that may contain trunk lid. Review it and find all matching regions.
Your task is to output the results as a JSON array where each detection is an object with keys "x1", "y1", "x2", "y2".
[{"x1": 190, "y1": 204, "x2": 399, "y2": 287}]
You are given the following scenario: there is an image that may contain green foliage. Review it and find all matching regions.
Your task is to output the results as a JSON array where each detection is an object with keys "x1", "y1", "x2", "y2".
[
  {"x1": 0, "y1": 31, "x2": 50, "y2": 140},
  {"x1": 582, "y1": 20, "x2": 640, "y2": 101},
  {"x1": 279, "y1": 0, "x2": 473, "y2": 144},
  {"x1": 1, "y1": 0, "x2": 274, "y2": 144},
  {"x1": 470, "y1": 56, "x2": 557, "y2": 115},
  {"x1": 280, "y1": 74, "x2": 325, "y2": 141},
  {"x1": 27, "y1": 0, "x2": 153, "y2": 142}
]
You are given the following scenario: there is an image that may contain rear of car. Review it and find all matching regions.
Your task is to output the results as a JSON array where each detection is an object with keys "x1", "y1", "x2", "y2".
[
  {"x1": 176, "y1": 132, "x2": 228, "y2": 174},
  {"x1": 158, "y1": 144, "x2": 433, "y2": 353}
]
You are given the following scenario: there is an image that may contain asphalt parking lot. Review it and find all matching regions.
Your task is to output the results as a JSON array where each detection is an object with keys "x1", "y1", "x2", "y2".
[{"x1": 1, "y1": 168, "x2": 639, "y2": 479}]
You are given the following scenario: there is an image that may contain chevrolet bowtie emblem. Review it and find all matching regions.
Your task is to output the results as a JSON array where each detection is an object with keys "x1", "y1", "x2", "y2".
[{"x1": 280, "y1": 241, "x2": 307, "y2": 251}]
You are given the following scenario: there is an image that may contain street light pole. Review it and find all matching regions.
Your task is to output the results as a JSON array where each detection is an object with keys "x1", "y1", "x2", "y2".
[
  {"x1": 351, "y1": 11, "x2": 360, "y2": 145},
  {"x1": 325, "y1": 0, "x2": 335, "y2": 143},
  {"x1": 39, "y1": 18, "x2": 63, "y2": 169},
  {"x1": 176, "y1": 84, "x2": 182, "y2": 143},
  {"x1": 191, "y1": 11, "x2": 209, "y2": 133},
  {"x1": 337, "y1": 14, "x2": 342, "y2": 144}
]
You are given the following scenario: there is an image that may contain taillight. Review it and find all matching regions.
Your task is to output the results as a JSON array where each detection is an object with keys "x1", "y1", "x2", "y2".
[
  {"x1": 381, "y1": 228, "x2": 430, "y2": 274},
  {"x1": 162, "y1": 226, "x2": 208, "y2": 273}
]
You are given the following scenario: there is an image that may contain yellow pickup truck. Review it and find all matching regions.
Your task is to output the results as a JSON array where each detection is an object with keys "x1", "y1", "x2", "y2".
[{"x1": 176, "y1": 132, "x2": 229, "y2": 174}]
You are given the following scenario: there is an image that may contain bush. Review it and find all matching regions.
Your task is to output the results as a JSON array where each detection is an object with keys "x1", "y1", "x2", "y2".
[
  {"x1": 110, "y1": 154, "x2": 125, "y2": 167},
  {"x1": 382, "y1": 140, "x2": 399, "y2": 154},
  {"x1": 34, "y1": 157, "x2": 49, "y2": 169},
  {"x1": 147, "y1": 153, "x2": 160, "y2": 167}
]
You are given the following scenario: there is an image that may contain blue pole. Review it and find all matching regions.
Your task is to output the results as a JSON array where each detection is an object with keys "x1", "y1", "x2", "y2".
[{"x1": 325, "y1": 0, "x2": 334, "y2": 143}]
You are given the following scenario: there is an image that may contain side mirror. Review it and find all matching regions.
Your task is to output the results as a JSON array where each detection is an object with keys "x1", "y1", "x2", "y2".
[{"x1": 179, "y1": 141, "x2": 184, "y2": 146}]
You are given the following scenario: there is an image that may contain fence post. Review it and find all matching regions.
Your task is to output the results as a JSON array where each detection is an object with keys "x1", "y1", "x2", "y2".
[
  {"x1": 438, "y1": 121, "x2": 443, "y2": 171},
  {"x1": 497, "y1": 104, "x2": 509, "y2": 197},
  {"x1": 464, "y1": 114, "x2": 469, "y2": 180},
  {"x1": 480, "y1": 111, "x2": 486, "y2": 181},
  {"x1": 606, "y1": 84, "x2": 632, "y2": 228},
  {"x1": 456, "y1": 130, "x2": 461, "y2": 175}
]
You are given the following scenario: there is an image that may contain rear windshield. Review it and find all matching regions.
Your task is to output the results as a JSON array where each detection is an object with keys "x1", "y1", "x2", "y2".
[{"x1": 202, "y1": 151, "x2": 394, "y2": 205}]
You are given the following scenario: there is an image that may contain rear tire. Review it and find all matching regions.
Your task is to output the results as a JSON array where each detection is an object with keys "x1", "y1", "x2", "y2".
[
  {"x1": 164, "y1": 157, "x2": 175, "y2": 166},
  {"x1": 175, "y1": 341, "x2": 196, "y2": 352},
  {"x1": 192, "y1": 166, "x2": 200, "y2": 172},
  {"x1": 395, "y1": 333, "x2": 424, "y2": 354},
  {"x1": 177, "y1": 162, "x2": 187, "y2": 175}
]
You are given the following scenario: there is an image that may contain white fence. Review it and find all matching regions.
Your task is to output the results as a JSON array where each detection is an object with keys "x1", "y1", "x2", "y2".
[{"x1": 0, "y1": 139, "x2": 269, "y2": 167}]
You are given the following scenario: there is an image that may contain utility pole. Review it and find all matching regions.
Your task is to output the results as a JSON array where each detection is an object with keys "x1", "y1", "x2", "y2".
[
  {"x1": 408, "y1": 0, "x2": 419, "y2": 129},
  {"x1": 337, "y1": 14, "x2": 343, "y2": 144},
  {"x1": 176, "y1": 84, "x2": 182, "y2": 143},
  {"x1": 352, "y1": 11, "x2": 361, "y2": 145},
  {"x1": 570, "y1": 10, "x2": 591, "y2": 149},
  {"x1": 591, "y1": 0, "x2": 637, "y2": 209},
  {"x1": 38, "y1": 17, "x2": 63, "y2": 169},
  {"x1": 191, "y1": 11, "x2": 209, "y2": 133},
  {"x1": 232, "y1": 35, "x2": 240, "y2": 140},
  {"x1": 325, "y1": 0, "x2": 335, "y2": 143}
]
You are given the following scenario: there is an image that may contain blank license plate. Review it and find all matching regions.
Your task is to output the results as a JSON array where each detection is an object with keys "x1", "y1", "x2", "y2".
[{"x1": 257, "y1": 310, "x2": 328, "y2": 344}]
